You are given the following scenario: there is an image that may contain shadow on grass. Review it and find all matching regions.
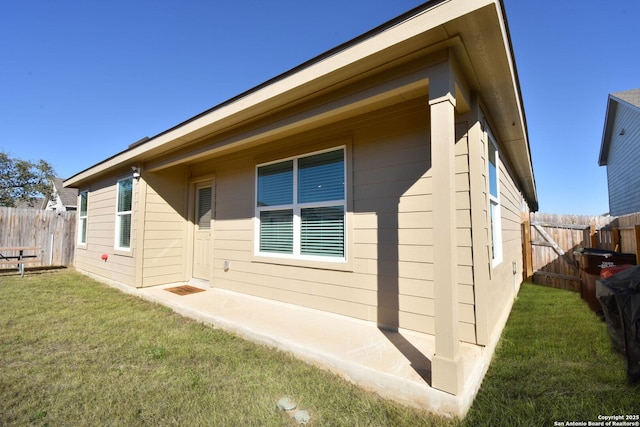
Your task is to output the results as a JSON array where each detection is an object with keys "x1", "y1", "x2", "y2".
[{"x1": 0, "y1": 265, "x2": 68, "y2": 278}]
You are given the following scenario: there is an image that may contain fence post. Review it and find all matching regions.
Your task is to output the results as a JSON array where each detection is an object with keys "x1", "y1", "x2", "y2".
[
  {"x1": 522, "y1": 218, "x2": 533, "y2": 282},
  {"x1": 635, "y1": 225, "x2": 640, "y2": 265},
  {"x1": 613, "y1": 227, "x2": 620, "y2": 252},
  {"x1": 590, "y1": 223, "x2": 598, "y2": 248}
]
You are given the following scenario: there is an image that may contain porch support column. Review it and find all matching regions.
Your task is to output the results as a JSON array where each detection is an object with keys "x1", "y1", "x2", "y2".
[{"x1": 429, "y1": 60, "x2": 464, "y2": 395}]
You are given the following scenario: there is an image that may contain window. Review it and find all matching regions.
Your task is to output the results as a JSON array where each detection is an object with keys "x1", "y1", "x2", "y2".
[
  {"x1": 197, "y1": 186, "x2": 212, "y2": 230},
  {"x1": 256, "y1": 147, "x2": 345, "y2": 261},
  {"x1": 115, "y1": 178, "x2": 133, "y2": 250},
  {"x1": 488, "y1": 131, "x2": 502, "y2": 266},
  {"x1": 78, "y1": 191, "x2": 88, "y2": 245}
]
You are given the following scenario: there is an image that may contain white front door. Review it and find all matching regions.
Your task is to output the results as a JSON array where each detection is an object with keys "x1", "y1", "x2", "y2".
[{"x1": 192, "y1": 182, "x2": 213, "y2": 280}]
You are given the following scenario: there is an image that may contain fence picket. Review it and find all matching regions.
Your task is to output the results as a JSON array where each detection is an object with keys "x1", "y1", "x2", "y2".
[
  {"x1": 0, "y1": 207, "x2": 76, "y2": 269},
  {"x1": 527, "y1": 212, "x2": 640, "y2": 291}
]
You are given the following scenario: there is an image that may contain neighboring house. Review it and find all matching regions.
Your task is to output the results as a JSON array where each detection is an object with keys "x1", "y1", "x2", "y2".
[
  {"x1": 44, "y1": 177, "x2": 78, "y2": 212},
  {"x1": 64, "y1": 0, "x2": 537, "y2": 398},
  {"x1": 599, "y1": 88, "x2": 640, "y2": 216}
]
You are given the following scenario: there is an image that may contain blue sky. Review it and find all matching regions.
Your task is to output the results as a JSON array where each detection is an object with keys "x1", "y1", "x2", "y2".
[{"x1": 1, "y1": 0, "x2": 638, "y2": 215}]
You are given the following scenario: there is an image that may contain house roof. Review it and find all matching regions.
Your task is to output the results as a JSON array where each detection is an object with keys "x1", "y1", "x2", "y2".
[
  {"x1": 52, "y1": 177, "x2": 78, "y2": 207},
  {"x1": 64, "y1": 0, "x2": 537, "y2": 210},
  {"x1": 613, "y1": 88, "x2": 640, "y2": 108},
  {"x1": 599, "y1": 88, "x2": 640, "y2": 166}
]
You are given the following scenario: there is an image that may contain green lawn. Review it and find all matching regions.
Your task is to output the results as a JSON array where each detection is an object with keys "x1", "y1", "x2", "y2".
[
  {"x1": 0, "y1": 270, "x2": 638, "y2": 426},
  {"x1": 464, "y1": 282, "x2": 640, "y2": 426},
  {"x1": 0, "y1": 270, "x2": 451, "y2": 426}
]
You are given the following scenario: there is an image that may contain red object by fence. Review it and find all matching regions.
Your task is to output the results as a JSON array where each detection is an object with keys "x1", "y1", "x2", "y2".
[{"x1": 600, "y1": 264, "x2": 635, "y2": 279}]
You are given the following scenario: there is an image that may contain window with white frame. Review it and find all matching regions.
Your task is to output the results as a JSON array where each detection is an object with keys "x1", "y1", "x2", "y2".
[
  {"x1": 488, "y1": 131, "x2": 502, "y2": 266},
  {"x1": 256, "y1": 147, "x2": 346, "y2": 261},
  {"x1": 78, "y1": 191, "x2": 88, "y2": 245},
  {"x1": 115, "y1": 178, "x2": 133, "y2": 250}
]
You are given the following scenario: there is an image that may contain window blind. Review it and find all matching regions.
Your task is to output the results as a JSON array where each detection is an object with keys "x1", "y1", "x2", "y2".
[
  {"x1": 118, "y1": 179, "x2": 132, "y2": 212},
  {"x1": 118, "y1": 214, "x2": 131, "y2": 248},
  {"x1": 197, "y1": 187, "x2": 212, "y2": 230},
  {"x1": 80, "y1": 192, "x2": 87, "y2": 216},
  {"x1": 259, "y1": 209, "x2": 293, "y2": 254},
  {"x1": 301, "y1": 206, "x2": 344, "y2": 257},
  {"x1": 257, "y1": 161, "x2": 293, "y2": 206},
  {"x1": 298, "y1": 150, "x2": 344, "y2": 203}
]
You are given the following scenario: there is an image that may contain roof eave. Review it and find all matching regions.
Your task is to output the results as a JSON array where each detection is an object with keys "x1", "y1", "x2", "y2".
[{"x1": 599, "y1": 95, "x2": 617, "y2": 166}]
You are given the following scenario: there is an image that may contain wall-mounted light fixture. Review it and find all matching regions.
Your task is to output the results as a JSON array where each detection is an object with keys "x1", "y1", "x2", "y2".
[
  {"x1": 619, "y1": 128, "x2": 626, "y2": 136},
  {"x1": 131, "y1": 165, "x2": 141, "y2": 180}
]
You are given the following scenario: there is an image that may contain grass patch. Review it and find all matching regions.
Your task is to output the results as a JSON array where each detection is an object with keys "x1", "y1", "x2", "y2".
[
  {"x1": 0, "y1": 271, "x2": 449, "y2": 426},
  {"x1": 464, "y1": 283, "x2": 640, "y2": 426},
  {"x1": 1, "y1": 271, "x2": 638, "y2": 425}
]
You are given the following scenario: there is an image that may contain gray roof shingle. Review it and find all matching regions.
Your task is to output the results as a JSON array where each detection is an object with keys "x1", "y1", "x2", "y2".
[
  {"x1": 53, "y1": 177, "x2": 78, "y2": 207},
  {"x1": 612, "y1": 88, "x2": 640, "y2": 108}
]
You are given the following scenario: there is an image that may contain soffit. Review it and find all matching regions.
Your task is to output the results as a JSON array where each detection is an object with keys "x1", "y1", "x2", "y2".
[{"x1": 444, "y1": 3, "x2": 536, "y2": 208}]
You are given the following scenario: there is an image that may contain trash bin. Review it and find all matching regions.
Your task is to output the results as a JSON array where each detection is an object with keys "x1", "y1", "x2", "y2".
[
  {"x1": 596, "y1": 265, "x2": 640, "y2": 383},
  {"x1": 574, "y1": 248, "x2": 636, "y2": 313}
]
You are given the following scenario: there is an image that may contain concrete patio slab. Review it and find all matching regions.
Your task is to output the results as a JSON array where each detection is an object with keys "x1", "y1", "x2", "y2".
[{"x1": 96, "y1": 276, "x2": 493, "y2": 417}]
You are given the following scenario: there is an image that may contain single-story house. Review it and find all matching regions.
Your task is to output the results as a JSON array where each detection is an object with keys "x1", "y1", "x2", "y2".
[
  {"x1": 64, "y1": 0, "x2": 537, "y2": 398},
  {"x1": 599, "y1": 88, "x2": 640, "y2": 216}
]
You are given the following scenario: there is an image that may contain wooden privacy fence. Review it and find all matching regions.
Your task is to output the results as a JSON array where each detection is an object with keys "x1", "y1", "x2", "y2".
[
  {"x1": 0, "y1": 207, "x2": 76, "y2": 269},
  {"x1": 523, "y1": 212, "x2": 640, "y2": 291}
]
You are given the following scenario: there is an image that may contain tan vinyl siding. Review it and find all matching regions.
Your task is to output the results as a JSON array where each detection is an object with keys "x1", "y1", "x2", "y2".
[
  {"x1": 484, "y1": 133, "x2": 525, "y2": 337},
  {"x1": 606, "y1": 102, "x2": 640, "y2": 216},
  {"x1": 140, "y1": 173, "x2": 187, "y2": 286},
  {"x1": 353, "y1": 109, "x2": 433, "y2": 333},
  {"x1": 183, "y1": 102, "x2": 475, "y2": 339},
  {"x1": 454, "y1": 123, "x2": 477, "y2": 343},
  {"x1": 189, "y1": 104, "x2": 435, "y2": 334},
  {"x1": 74, "y1": 175, "x2": 137, "y2": 286},
  {"x1": 76, "y1": 100, "x2": 523, "y2": 343}
]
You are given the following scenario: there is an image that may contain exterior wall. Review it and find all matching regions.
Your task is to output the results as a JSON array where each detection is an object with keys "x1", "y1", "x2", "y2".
[
  {"x1": 486, "y1": 152, "x2": 524, "y2": 312},
  {"x1": 75, "y1": 99, "x2": 526, "y2": 347},
  {"x1": 606, "y1": 103, "x2": 640, "y2": 216},
  {"x1": 465, "y1": 101, "x2": 527, "y2": 346},
  {"x1": 481, "y1": 114, "x2": 526, "y2": 343},
  {"x1": 74, "y1": 173, "x2": 138, "y2": 287},
  {"x1": 73, "y1": 94, "x2": 528, "y2": 349},
  {"x1": 454, "y1": 123, "x2": 478, "y2": 343},
  {"x1": 184, "y1": 100, "x2": 477, "y2": 341},
  {"x1": 140, "y1": 168, "x2": 188, "y2": 287}
]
